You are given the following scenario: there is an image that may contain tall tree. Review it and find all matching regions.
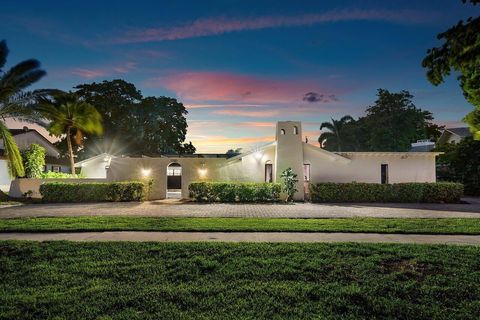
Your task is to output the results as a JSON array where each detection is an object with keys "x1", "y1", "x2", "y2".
[
  {"x1": 38, "y1": 93, "x2": 103, "y2": 174},
  {"x1": 422, "y1": 0, "x2": 480, "y2": 139},
  {"x1": 318, "y1": 115, "x2": 355, "y2": 151},
  {"x1": 361, "y1": 89, "x2": 434, "y2": 151},
  {"x1": 0, "y1": 40, "x2": 46, "y2": 177},
  {"x1": 69, "y1": 79, "x2": 195, "y2": 157}
]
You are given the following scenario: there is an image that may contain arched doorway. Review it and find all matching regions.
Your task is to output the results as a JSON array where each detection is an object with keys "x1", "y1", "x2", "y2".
[{"x1": 166, "y1": 162, "x2": 182, "y2": 198}]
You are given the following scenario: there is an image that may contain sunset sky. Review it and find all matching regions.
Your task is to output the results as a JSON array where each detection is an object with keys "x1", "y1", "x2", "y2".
[{"x1": 2, "y1": 0, "x2": 479, "y2": 153}]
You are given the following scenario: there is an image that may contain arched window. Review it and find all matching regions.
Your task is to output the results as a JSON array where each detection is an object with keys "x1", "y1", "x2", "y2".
[
  {"x1": 293, "y1": 126, "x2": 298, "y2": 135},
  {"x1": 280, "y1": 129, "x2": 285, "y2": 135}
]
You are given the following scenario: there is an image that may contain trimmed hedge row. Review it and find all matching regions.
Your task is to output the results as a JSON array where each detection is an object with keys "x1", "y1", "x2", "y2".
[
  {"x1": 189, "y1": 182, "x2": 281, "y2": 202},
  {"x1": 40, "y1": 181, "x2": 147, "y2": 203},
  {"x1": 309, "y1": 182, "x2": 464, "y2": 203}
]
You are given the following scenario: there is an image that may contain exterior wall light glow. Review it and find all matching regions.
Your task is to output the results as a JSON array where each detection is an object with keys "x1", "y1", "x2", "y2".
[
  {"x1": 198, "y1": 163, "x2": 207, "y2": 178},
  {"x1": 254, "y1": 152, "x2": 263, "y2": 160},
  {"x1": 141, "y1": 168, "x2": 152, "y2": 177}
]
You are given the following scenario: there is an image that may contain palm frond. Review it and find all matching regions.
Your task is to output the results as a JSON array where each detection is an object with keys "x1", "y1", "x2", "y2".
[
  {"x1": 0, "y1": 121, "x2": 24, "y2": 177},
  {"x1": 319, "y1": 122, "x2": 335, "y2": 132}
]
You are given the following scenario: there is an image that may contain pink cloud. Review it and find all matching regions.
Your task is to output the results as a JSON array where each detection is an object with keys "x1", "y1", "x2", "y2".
[
  {"x1": 214, "y1": 109, "x2": 281, "y2": 118},
  {"x1": 71, "y1": 68, "x2": 108, "y2": 79},
  {"x1": 113, "y1": 9, "x2": 438, "y2": 44},
  {"x1": 70, "y1": 62, "x2": 137, "y2": 79},
  {"x1": 150, "y1": 71, "x2": 338, "y2": 105}
]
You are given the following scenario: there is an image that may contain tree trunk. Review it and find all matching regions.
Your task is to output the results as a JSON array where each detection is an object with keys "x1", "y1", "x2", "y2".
[{"x1": 66, "y1": 127, "x2": 75, "y2": 174}]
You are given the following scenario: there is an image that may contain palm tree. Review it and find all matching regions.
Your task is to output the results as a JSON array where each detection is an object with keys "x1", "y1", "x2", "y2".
[
  {"x1": 318, "y1": 115, "x2": 354, "y2": 152},
  {"x1": 0, "y1": 40, "x2": 46, "y2": 178},
  {"x1": 38, "y1": 93, "x2": 103, "y2": 174}
]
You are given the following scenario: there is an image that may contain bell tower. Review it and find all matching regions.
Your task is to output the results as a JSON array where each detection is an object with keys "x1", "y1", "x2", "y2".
[{"x1": 275, "y1": 121, "x2": 304, "y2": 200}]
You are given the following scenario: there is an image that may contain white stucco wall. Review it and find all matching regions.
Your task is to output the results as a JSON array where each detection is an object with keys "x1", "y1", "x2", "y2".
[
  {"x1": 107, "y1": 157, "x2": 228, "y2": 200},
  {"x1": 304, "y1": 147, "x2": 437, "y2": 184},
  {"x1": 79, "y1": 156, "x2": 109, "y2": 178},
  {"x1": 0, "y1": 160, "x2": 10, "y2": 192}
]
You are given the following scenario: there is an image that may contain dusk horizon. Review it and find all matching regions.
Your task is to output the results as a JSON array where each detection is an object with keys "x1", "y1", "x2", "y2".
[{"x1": 3, "y1": 0, "x2": 479, "y2": 153}]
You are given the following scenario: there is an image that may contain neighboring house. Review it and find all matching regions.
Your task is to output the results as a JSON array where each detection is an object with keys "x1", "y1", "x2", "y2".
[
  {"x1": 81, "y1": 121, "x2": 441, "y2": 201},
  {"x1": 437, "y1": 127, "x2": 472, "y2": 145},
  {"x1": 410, "y1": 139, "x2": 435, "y2": 152},
  {"x1": 0, "y1": 127, "x2": 69, "y2": 191}
]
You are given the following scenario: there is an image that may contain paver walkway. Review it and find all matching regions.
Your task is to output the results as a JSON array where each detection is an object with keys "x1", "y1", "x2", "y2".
[
  {"x1": 1, "y1": 197, "x2": 480, "y2": 218},
  {"x1": 1, "y1": 231, "x2": 480, "y2": 245}
]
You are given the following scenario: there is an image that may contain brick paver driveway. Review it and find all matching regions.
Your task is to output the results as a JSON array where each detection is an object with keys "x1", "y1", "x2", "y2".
[{"x1": 1, "y1": 197, "x2": 480, "y2": 218}]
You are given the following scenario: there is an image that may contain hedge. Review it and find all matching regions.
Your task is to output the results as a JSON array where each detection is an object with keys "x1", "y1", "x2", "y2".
[
  {"x1": 309, "y1": 182, "x2": 464, "y2": 203},
  {"x1": 40, "y1": 181, "x2": 147, "y2": 203},
  {"x1": 189, "y1": 182, "x2": 281, "y2": 202}
]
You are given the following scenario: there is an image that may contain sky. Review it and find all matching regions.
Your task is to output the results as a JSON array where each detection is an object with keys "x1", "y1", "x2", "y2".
[{"x1": 2, "y1": 0, "x2": 479, "y2": 153}]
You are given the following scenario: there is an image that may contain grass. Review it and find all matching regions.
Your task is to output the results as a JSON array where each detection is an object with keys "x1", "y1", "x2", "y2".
[
  {"x1": 1, "y1": 216, "x2": 480, "y2": 234},
  {"x1": 1, "y1": 241, "x2": 480, "y2": 319}
]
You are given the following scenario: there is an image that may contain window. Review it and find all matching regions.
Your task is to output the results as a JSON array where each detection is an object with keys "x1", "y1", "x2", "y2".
[
  {"x1": 167, "y1": 168, "x2": 182, "y2": 176},
  {"x1": 293, "y1": 126, "x2": 298, "y2": 135},
  {"x1": 280, "y1": 129, "x2": 285, "y2": 135},
  {"x1": 265, "y1": 163, "x2": 273, "y2": 182},
  {"x1": 52, "y1": 165, "x2": 61, "y2": 173},
  {"x1": 381, "y1": 164, "x2": 389, "y2": 184},
  {"x1": 303, "y1": 164, "x2": 310, "y2": 182}
]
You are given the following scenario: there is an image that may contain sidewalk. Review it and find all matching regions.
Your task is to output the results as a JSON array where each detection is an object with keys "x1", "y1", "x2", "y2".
[{"x1": 2, "y1": 231, "x2": 480, "y2": 245}]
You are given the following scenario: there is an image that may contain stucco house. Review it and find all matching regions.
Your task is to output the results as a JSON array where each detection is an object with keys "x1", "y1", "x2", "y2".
[
  {"x1": 78, "y1": 121, "x2": 440, "y2": 201},
  {"x1": 0, "y1": 127, "x2": 69, "y2": 191}
]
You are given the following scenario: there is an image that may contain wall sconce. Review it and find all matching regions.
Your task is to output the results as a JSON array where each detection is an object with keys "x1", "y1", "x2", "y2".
[
  {"x1": 254, "y1": 152, "x2": 263, "y2": 160},
  {"x1": 198, "y1": 163, "x2": 207, "y2": 178},
  {"x1": 141, "y1": 168, "x2": 152, "y2": 177}
]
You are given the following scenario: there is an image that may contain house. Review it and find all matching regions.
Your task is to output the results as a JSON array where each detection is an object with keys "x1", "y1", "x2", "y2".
[
  {"x1": 437, "y1": 127, "x2": 472, "y2": 145},
  {"x1": 79, "y1": 121, "x2": 441, "y2": 201},
  {"x1": 0, "y1": 127, "x2": 69, "y2": 191}
]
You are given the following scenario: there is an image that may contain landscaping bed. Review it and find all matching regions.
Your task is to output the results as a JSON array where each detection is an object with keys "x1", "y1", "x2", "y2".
[
  {"x1": 189, "y1": 181, "x2": 281, "y2": 202},
  {"x1": 2, "y1": 217, "x2": 480, "y2": 234},
  {"x1": 1, "y1": 241, "x2": 480, "y2": 319}
]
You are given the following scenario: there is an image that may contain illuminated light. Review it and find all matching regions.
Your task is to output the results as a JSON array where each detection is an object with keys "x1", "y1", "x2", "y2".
[
  {"x1": 141, "y1": 168, "x2": 152, "y2": 177},
  {"x1": 103, "y1": 156, "x2": 111, "y2": 162},
  {"x1": 254, "y1": 152, "x2": 263, "y2": 160},
  {"x1": 198, "y1": 163, "x2": 207, "y2": 178}
]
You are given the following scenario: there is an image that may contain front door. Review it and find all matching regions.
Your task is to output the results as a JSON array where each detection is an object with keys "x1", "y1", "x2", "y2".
[{"x1": 167, "y1": 164, "x2": 182, "y2": 189}]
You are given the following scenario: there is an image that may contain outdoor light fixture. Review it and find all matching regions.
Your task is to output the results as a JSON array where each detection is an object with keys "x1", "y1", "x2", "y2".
[
  {"x1": 141, "y1": 168, "x2": 152, "y2": 177},
  {"x1": 254, "y1": 152, "x2": 263, "y2": 160},
  {"x1": 198, "y1": 163, "x2": 207, "y2": 178}
]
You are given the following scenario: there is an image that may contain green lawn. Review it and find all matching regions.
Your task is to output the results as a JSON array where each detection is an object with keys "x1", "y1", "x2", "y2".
[
  {"x1": 1, "y1": 241, "x2": 480, "y2": 319},
  {"x1": 1, "y1": 216, "x2": 480, "y2": 234}
]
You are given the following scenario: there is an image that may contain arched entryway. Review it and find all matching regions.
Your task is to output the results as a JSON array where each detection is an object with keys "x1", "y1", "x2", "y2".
[{"x1": 166, "y1": 162, "x2": 182, "y2": 198}]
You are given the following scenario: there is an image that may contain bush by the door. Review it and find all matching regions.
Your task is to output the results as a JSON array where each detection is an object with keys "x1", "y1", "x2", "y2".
[
  {"x1": 40, "y1": 181, "x2": 147, "y2": 202},
  {"x1": 189, "y1": 182, "x2": 281, "y2": 202},
  {"x1": 309, "y1": 182, "x2": 463, "y2": 203}
]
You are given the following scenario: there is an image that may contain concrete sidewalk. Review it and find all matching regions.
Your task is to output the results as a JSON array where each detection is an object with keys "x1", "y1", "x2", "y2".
[
  {"x1": 1, "y1": 198, "x2": 480, "y2": 219},
  {"x1": 2, "y1": 231, "x2": 480, "y2": 245}
]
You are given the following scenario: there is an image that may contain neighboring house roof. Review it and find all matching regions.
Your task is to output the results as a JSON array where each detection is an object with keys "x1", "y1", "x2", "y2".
[
  {"x1": 437, "y1": 127, "x2": 472, "y2": 145},
  {"x1": 75, "y1": 153, "x2": 114, "y2": 167},
  {"x1": 445, "y1": 127, "x2": 471, "y2": 137},
  {"x1": 0, "y1": 127, "x2": 60, "y2": 157}
]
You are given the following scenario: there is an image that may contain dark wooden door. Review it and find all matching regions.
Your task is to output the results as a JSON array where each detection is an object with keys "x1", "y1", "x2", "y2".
[{"x1": 167, "y1": 176, "x2": 182, "y2": 189}]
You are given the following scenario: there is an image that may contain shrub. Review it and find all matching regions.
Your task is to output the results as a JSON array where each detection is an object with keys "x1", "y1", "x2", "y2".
[
  {"x1": 39, "y1": 171, "x2": 83, "y2": 179},
  {"x1": 40, "y1": 181, "x2": 147, "y2": 203},
  {"x1": 189, "y1": 182, "x2": 281, "y2": 202},
  {"x1": 281, "y1": 167, "x2": 298, "y2": 202},
  {"x1": 21, "y1": 144, "x2": 45, "y2": 178},
  {"x1": 309, "y1": 182, "x2": 463, "y2": 203}
]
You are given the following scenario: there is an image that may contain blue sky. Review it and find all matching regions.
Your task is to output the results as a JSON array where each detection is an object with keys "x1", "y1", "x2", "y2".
[{"x1": 2, "y1": 0, "x2": 479, "y2": 152}]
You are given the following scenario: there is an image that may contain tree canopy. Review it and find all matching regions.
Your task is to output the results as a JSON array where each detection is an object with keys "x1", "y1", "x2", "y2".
[
  {"x1": 319, "y1": 89, "x2": 440, "y2": 152},
  {"x1": 422, "y1": 0, "x2": 480, "y2": 139},
  {"x1": 54, "y1": 79, "x2": 196, "y2": 158}
]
